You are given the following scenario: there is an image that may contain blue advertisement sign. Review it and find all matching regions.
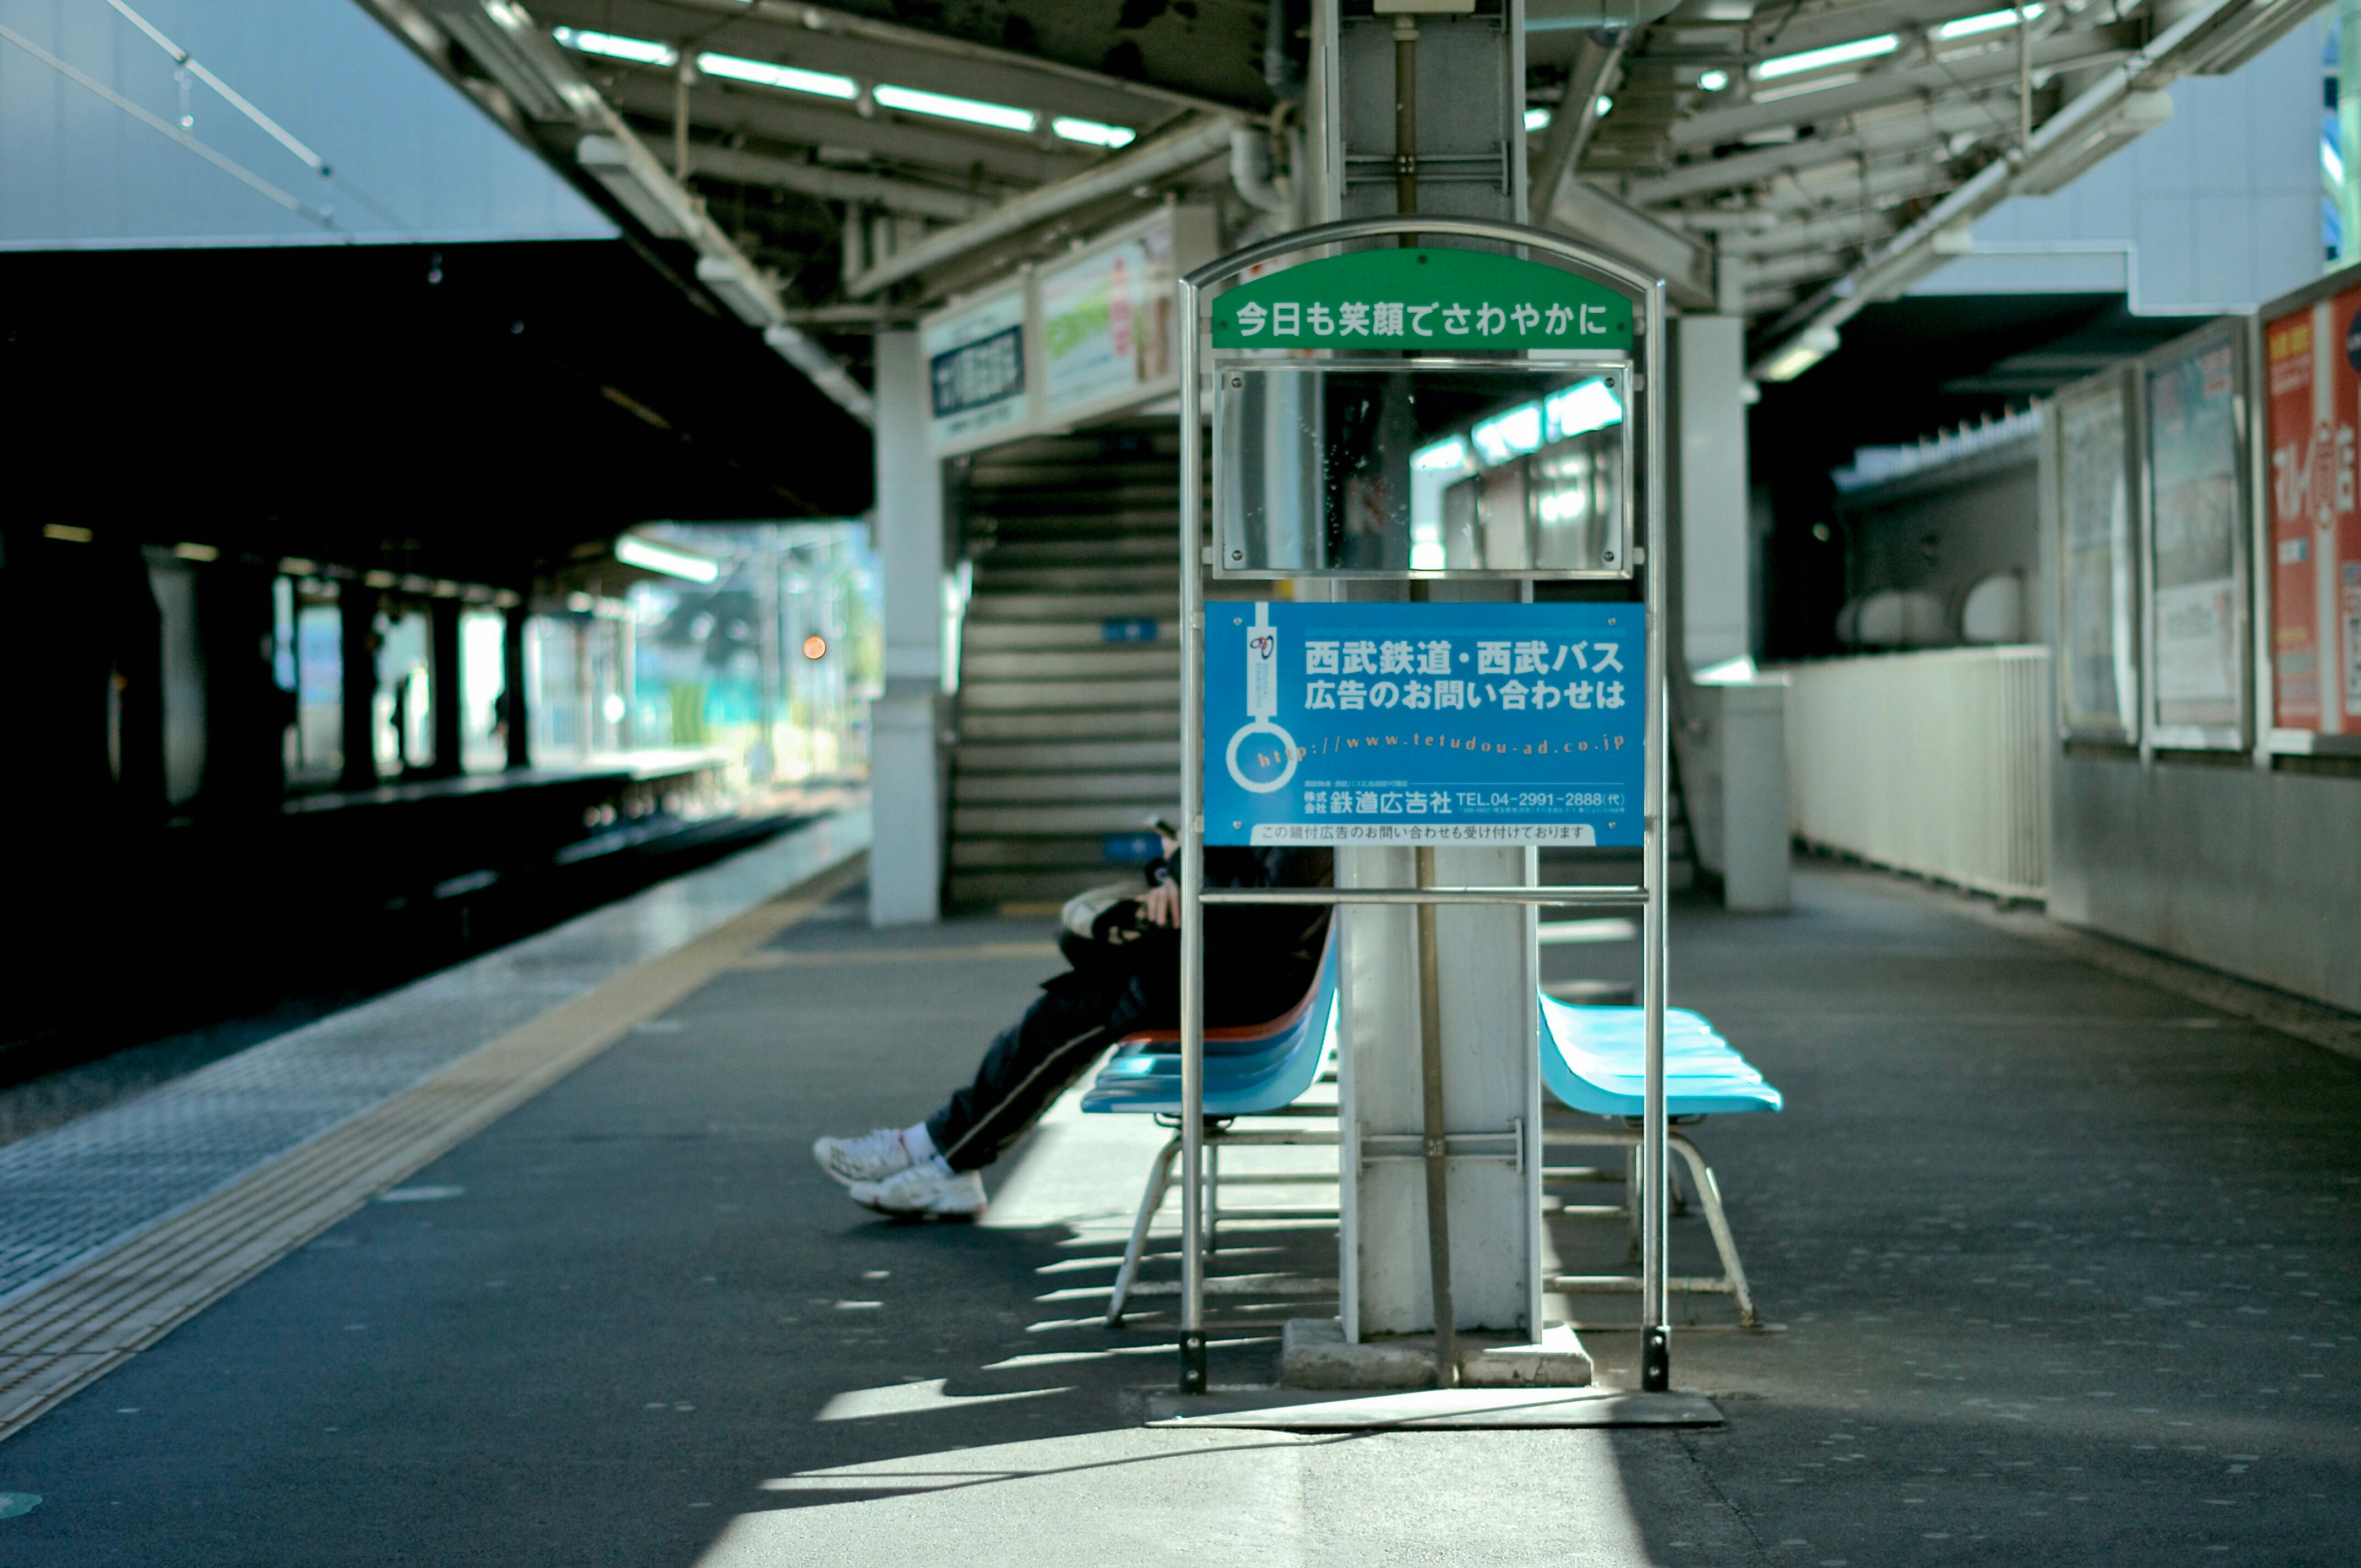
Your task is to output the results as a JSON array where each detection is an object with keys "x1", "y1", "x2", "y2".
[{"x1": 1204, "y1": 601, "x2": 1645, "y2": 847}]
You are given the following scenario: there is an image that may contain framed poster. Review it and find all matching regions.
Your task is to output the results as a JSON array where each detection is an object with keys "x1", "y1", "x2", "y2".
[
  {"x1": 2260, "y1": 274, "x2": 2361, "y2": 745},
  {"x1": 2143, "y1": 326, "x2": 2249, "y2": 747},
  {"x1": 1037, "y1": 205, "x2": 1214, "y2": 427},
  {"x1": 2052, "y1": 368, "x2": 2140, "y2": 742},
  {"x1": 1201, "y1": 600, "x2": 1645, "y2": 846}
]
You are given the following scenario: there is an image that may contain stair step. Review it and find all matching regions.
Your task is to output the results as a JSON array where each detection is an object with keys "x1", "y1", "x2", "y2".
[
  {"x1": 955, "y1": 803, "x2": 1182, "y2": 836},
  {"x1": 966, "y1": 594, "x2": 1176, "y2": 623},
  {"x1": 958, "y1": 710, "x2": 1181, "y2": 743},
  {"x1": 972, "y1": 569, "x2": 1176, "y2": 600},
  {"x1": 951, "y1": 836, "x2": 1161, "y2": 869},
  {"x1": 957, "y1": 740, "x2": 1180, "y2": 772},
  {"x1": 977, "y1": 511, "x2": 1182, "y2": 540},
  {"x1": 962, "y1": 620, "x2": 1177, "y2": 652},
  {"x1": 967, "y1": 465, "x2": 1178, "y2": 491},
  {"x1": 975, "y1": 567, "x2": 1182, "y2": 595},
  {"x1": 983, "y1": 536, "x2": 1177, "y2": 565},
  {"x1": 948, "y1": 869, "x2": 1135, "y2": 908},
  {"x1": 961, "y1": 649, "x2": 1179, "y2": 681},
  {"x1": 977, "y1": 485, "x2": 1179, "y2": 514},
  {"x1": 954, "y1": 771, "x2": 1178, "y2": 805},
  {"x1": 958, "y1": 678, "x2": 1180, "y2": 712}
]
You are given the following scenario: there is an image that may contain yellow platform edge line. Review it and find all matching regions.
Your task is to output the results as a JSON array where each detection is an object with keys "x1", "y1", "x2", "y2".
[{"x1": 0, "y1": 848, "x2": 869, "y2": 1442}]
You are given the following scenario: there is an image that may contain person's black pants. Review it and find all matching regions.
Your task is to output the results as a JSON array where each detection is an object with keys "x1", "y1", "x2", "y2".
[{"x1": 923, "y1": 971, "x2": 1158, "y2": 1173}]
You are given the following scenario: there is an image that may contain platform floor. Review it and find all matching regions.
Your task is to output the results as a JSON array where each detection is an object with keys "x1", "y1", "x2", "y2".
[{"x1": 0, "y1": 850, "x2": 2354, "y2": 1565}]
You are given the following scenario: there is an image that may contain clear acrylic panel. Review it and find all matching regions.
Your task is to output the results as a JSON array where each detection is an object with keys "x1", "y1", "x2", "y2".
[{"x1": 1212, "y1": 361, "x2": 1632, "y2": 577}]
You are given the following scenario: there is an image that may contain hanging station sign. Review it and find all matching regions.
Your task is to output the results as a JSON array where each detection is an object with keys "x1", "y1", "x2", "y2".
[
  {"x1": 923, "y1": 285, "x2": 1029, "y2": 455},
  {"x1": 1201, "y1": 600, "x2": 1646, "y2": 847},
  {"x1": 920, "y1": 205, "x2": 1215, "y2": 458},
  {"x1": 1209, "y1": 247, "x2": 1633, "y2": 352}
]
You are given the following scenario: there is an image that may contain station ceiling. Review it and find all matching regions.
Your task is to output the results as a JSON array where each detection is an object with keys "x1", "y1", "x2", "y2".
[{"x1": 368, "y1": 0, "x2": 2317, "y2": 405}]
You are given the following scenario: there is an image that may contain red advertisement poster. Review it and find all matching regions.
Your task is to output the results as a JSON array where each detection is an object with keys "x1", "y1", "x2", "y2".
[{"x1": 2264, "y1": 289, "x2": 2361, "y2": 735}]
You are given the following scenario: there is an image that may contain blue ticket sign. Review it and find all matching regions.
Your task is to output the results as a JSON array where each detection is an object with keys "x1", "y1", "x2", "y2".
[{"x1": 1204, "y1": 601, "x2": 1645, "y2": 846}]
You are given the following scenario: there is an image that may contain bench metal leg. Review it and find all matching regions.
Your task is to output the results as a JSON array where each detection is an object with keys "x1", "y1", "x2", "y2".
[
  {"x1": 1205, "y1": 1141, "x2": 1221, "y2": 1260},
  {"x1": 1108, "y1": 1135, "x2": 1180, "y2": 1329},
  {"x1": 1543, "y1": 1123, "x2": 1760, "y2": 1328},
  {"x1": 1669, "y1": 1132, "x2": 1756, "y2": 1327},
  {"x1": 1625, "y1": 1146, "x2": 1641, "y2": 1263}
]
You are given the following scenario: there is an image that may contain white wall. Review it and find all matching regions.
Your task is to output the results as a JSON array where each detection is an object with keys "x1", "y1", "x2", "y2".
[{"x1": 1913, "y1": 19, "x2": 2322, "y2": 311}]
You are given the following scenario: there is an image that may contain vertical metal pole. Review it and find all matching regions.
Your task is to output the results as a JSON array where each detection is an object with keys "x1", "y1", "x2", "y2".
[
  {"x1": 1640, "y1": 281, "x2": 1672, "y2": 1393},
  {"x1": 2014, "y1": 0, "x2": 2031, "y2": 153},
  {"x1": 1177, "y1": 278, "x2": 1209, "y2": 1396},
  {"x1": 1392, "y1": 17, "x2": 1419, "y2": 224},
  {"x1": 1414, "y1": 846, "x2": 1459, "y2": 1385}
]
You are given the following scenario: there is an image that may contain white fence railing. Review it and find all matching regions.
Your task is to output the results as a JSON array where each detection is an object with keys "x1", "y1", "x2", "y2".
[{"x1": 1780, "y1": 646, "x2": 2052, "y2": 901}]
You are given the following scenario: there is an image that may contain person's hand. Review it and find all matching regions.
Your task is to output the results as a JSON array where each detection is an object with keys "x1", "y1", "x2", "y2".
[{"x1": 1140, "y1": 881, "x2": 1179, "y2": 927}]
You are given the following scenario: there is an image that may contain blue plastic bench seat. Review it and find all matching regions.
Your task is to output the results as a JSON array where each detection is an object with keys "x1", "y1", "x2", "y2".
[
  {"x1": 1079, "y1": 930, "x2": 1340, "y2": 1119},
  {"x1": 1538, "y1": 997, "x2": 1783, "y2": 1119}
]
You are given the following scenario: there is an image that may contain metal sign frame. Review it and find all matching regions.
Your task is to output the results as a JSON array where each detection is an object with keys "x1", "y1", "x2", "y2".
[{"x1": 1172, "y1": 214, "x2": 1673, "y2": 1394}]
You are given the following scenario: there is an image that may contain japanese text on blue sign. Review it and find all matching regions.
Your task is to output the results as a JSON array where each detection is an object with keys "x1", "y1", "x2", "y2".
[{"x1": 1204, "y1": 601, "x2": 1645, "y2": 847}]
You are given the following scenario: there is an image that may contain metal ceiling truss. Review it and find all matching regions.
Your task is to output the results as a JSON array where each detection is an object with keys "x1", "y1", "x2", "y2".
[{"x1": 360, "y1": 0, "x2": 2320, "y2": 418}]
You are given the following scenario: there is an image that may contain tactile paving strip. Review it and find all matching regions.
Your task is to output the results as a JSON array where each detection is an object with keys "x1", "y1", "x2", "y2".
[{"x1": 0, "y1": 817, "x2": 866, "y2": 1443}]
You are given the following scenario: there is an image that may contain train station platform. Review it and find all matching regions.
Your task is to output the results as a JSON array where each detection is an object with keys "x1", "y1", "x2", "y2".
[{"x1": 0, "y1": 823, "x2": 2354, "y2": 1565}]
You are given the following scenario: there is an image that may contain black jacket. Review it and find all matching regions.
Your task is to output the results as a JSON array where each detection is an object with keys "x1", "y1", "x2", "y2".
[{"x1": 1060, "y1": 848, "x2": 1332, "y2": 1029}]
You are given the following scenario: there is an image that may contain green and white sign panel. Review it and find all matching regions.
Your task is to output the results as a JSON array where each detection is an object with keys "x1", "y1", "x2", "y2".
[{"x1": 1210, "y1": 248, "x2": 1632, "y2": 352}]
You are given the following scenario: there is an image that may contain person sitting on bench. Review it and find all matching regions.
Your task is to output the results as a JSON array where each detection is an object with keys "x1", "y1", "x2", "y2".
[{"x1": 813, "y1": 844, "x2": 1332, "y2": 1218}]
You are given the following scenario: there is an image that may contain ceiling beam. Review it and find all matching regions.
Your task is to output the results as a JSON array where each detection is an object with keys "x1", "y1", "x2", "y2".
[
  {"x1": 1747, "y1": 0, "x2": 2258, "y2": 377},
  {"x1": 1669, "y1": 21, "x2": 2139, "y2": 148},
  {"x1": 1547, "y1": 179, "x2": 1720, "y2": 311},
  {"x1": 845, "y1": 115, "x2": 1237, "y2": 297},
  {"x1": 681, "y1": 142, "x2": 997, "y2": 221},
  {"x1": 530, "y1": 0, "x2": 1199, "y2": 129},
  {"x1": 1531, "y1": 31, "x2": 1628, "y2": 217},
  {"x1": 601, "y1": 69, "x2": 1088, "y2": 187},
  {"x1": 1624, "y1": 92, "x2": 2008, "y2": 202},
  {"x1": 1742, "y1": 0, "x2": 2065, "y2": 62}
]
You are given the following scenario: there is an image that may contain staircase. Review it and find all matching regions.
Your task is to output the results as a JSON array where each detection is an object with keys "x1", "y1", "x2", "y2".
[{"x1": 946, "y1": 426, "x2": 1185, "y2": 910}]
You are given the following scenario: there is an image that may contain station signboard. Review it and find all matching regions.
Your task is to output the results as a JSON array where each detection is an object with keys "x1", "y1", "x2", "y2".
[
  {"x1": 923, "y1": 285, "x2": 1027, "y2": 456},
  {"x1": 1201, "y1": 599, "x2": 1645, "y2": 846}
]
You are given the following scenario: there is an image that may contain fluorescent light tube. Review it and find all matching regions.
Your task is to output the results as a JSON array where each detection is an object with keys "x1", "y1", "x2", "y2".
[
  {"x1": 697, "y1": 53, "x2": 855, "y2": 99},
  {"x1": 1932, "y1": 4, "x2": 2042, "y2": 40},
  {"x1": 1052, "y1": 116, "x2": 1136, "y2": 148},
  {"x1": 616, "y1": 533, "x2": 721, "y2": 584},
  {"x1": 873, "y1": 84, "x2": 1035, "y2": 133},
  {"x1": 1754, "y1": 33, "x2": 1898, "y2": 80},
  {"x1": 552, "y1": 28, "x2": 677, "y2": 67}
]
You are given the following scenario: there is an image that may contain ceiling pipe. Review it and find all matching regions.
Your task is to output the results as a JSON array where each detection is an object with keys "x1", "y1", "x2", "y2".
[
  {"x1": 1230, "y1": 126, "x2": 1290, "y2": 216},
  {"x1": 844, "y1": 115, "x2": 1239, "y2": 297}
]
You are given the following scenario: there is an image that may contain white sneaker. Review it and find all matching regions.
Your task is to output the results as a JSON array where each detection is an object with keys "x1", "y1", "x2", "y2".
[
  {"x1": 814, "y1": 1128, "x2": 913, "y2": 1188},
  {"x1": 850, "y1": 1162, "x2": 988, "y2": 1220}
]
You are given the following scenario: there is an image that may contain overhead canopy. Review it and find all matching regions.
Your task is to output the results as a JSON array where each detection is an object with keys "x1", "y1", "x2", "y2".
[
  {"x1": 364, "y1": 0, "x2": 2320, "y2": 389},
  {"x1": 0, "y1": 238, "x2": 869, "y2": 586}
]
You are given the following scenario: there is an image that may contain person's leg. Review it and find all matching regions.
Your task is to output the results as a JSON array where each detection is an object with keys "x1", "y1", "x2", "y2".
[{"x1": 923, "y1": 975, "x2": 1141, "y2": 1173}]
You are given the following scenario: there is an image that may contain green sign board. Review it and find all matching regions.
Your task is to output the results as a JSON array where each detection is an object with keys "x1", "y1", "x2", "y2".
[{"x1": 1209, "y1": 248, "x2": 1633, "y2": 352}]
